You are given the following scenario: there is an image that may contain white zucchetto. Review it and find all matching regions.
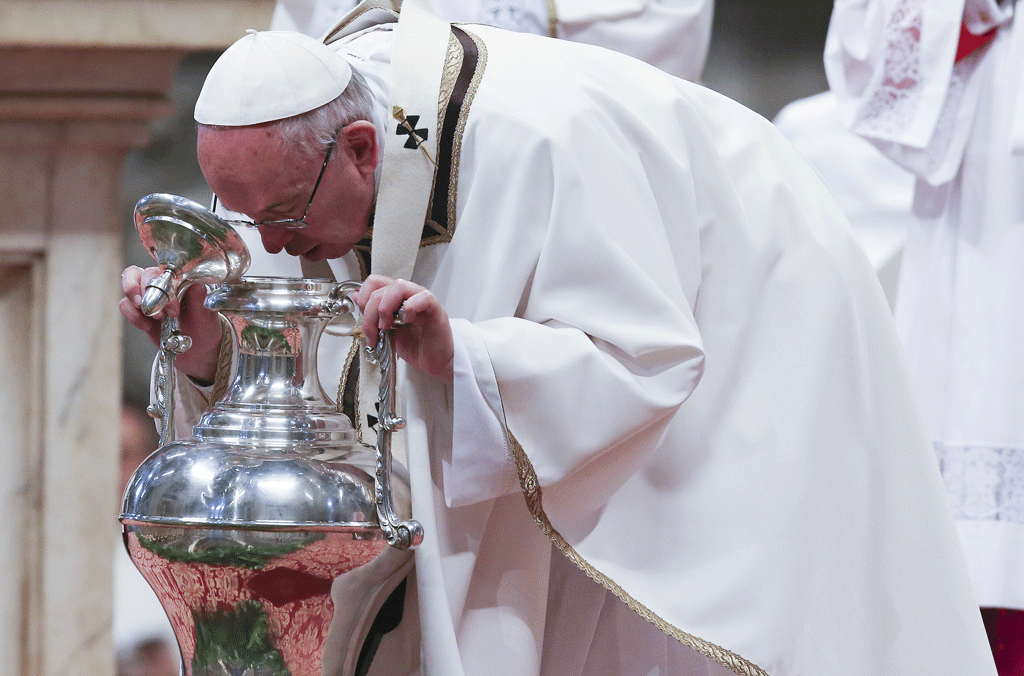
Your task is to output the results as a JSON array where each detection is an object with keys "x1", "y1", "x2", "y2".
[{"x1": 194, "y1": 29, "x2": 353, "y2": 126}]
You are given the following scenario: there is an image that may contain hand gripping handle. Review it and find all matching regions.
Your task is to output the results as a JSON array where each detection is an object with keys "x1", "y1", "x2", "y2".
[{"x1": 333, "y1": 282, "x2": 425, "y2": 551}]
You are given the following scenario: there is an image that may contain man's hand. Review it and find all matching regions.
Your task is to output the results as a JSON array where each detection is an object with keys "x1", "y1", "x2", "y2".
[
  {"x1": 119, "y1": 265, "x2": 224, "y2": 383},
  {"x1": 355, "y1": 275, "x2": 454, "y2": 384}
]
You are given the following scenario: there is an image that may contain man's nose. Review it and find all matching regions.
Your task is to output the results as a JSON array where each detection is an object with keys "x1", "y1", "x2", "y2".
[{"x1": 259, "y1": 226, "x2": 290, "y2": 254}]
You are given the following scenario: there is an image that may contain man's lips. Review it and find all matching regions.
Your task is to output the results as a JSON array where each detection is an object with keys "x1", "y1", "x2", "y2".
[
  {"x1": 299, "y1": 244, "x2": 323, "y2": 261},
  {"x1": 283, "y1": 239, "x2": 313, "y2": 257}
]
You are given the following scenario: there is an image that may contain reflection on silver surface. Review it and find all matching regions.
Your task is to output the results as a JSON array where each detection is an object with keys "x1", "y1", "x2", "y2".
[
  {"x1": 194, "y1": 278, "x2": 360, "y2": 449},
  {"x1": 135, "y1": 192, "x2": 250, "y2": 317}
]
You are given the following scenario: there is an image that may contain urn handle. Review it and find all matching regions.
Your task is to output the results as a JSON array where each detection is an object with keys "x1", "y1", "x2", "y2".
[
  {"x1": 366, "y1": 326, "x2": 425, "y2": 550},
  {"x1": 148, "y1": 317, "x2": 193, "y2": 446},
  {"x1": 333, "y1": 282, "x2": 425, "y2": 550}
]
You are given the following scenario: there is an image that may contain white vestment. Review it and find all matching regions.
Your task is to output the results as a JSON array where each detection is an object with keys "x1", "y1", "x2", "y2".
[
  {"x1": 165, "y1": 9, "x2": 997, "y2": 676},
  {"x1": 270, "y1": 0, "x2": 713, "y2": 81},
  {"x1": 826, "y1": 0, "x2": 1024, "y2": 610},
  {"x1": 773, "y1": 91, "x2": 915, "y2": 310}
]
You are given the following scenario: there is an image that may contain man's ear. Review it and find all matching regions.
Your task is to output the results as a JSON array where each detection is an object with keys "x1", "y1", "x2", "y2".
[{"x1": 341, "y1": 120, "x2": 379, "y2": 178}]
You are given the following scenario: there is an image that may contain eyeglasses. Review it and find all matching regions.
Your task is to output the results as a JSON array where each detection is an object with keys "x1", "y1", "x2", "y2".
[{"x1": 211, "y1": 128, "x2": 340, "y2": 230}]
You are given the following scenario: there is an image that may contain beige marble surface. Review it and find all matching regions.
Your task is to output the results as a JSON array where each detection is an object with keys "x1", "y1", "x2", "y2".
[
  {"x1": 0, "y1": 3, "x2": 279, "y2": 672},
  {"x1": 0, "y1": 122, "x2": 147, "y2": 676},
  {"x1": 0, "y1": 257, "x2": 41, "y2": 676},
  {"x1": 0, "y1": 0, "x2": 274, "y2": 48}
]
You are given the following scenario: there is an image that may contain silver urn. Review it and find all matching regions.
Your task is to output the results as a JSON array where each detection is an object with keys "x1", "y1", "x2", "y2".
[{"x1": 120, "y1": 194, "x2": 422, "y2": 676}]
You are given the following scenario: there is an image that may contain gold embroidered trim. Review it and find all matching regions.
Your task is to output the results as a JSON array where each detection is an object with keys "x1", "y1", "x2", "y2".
[
  {"x1": 210, "y1": 315, "x2": 235, "y2": 404},
  {"x1": 438, "y1": 32, "x2": 461, "y2": 117},
  {"x1": 421, "y1": 27, "x2": 487, "y2": 247},
  {"x1": 446, "y1": 28, "x2": 486, "y2": 234},
  {"x1": 546, "y1": 0, "x2": 558, "y2": 38},
  {"x1": 508, "y1": 432, "x2": 770, "y2": 676},
  {"x1": 337, "y1": 338, "x2": 360, "y2": 414},
  {"x1": 421, "y1": 31, "x2": 465, "y2": 245}
]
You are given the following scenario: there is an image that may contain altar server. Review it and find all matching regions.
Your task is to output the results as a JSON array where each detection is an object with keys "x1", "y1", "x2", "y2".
[{"x1": 826, "y1": 1, "x2": 1024, "y2": 670}]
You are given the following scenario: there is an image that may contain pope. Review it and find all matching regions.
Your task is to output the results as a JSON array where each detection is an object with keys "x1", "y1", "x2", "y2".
[{"x1": 120, "y1": 2, "x2": 997, "y2": 675}]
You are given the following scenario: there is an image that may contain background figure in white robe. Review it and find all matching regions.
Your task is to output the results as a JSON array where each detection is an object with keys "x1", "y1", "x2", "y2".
[
  {"x1": 120, "y1": 7, "x2": 997, "y2": 676},
  {"x1": 825, "y1": 0, "x2": 1024, "y2": 671},
  {"x1": 271, "y1": 0, "x2": 713, "y2": 82},
  {"x1": 772, "y1": 91, "x2": 915, "y2": 310}
]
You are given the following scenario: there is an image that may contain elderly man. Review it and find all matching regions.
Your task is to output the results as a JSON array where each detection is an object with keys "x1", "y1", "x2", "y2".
[{"x1": 121, "y1": 1, "x2": 996, "y2": 674}]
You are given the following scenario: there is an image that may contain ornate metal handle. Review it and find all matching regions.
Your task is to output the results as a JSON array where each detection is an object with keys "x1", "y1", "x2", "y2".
[
  {"x1": 337, "y1": 284, "x2": 421, "y2": 548},
  {"x1": 147, "y1": 314, "x2": 192, "y2": 446},
  {"x1": 349, "y1": 290, "x2": 423, "y2": 551}
]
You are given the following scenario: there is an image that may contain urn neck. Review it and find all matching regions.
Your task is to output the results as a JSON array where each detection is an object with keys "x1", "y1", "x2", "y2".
[{"x1": 193, "y1": 277, "x2": 359, "y2": 448}]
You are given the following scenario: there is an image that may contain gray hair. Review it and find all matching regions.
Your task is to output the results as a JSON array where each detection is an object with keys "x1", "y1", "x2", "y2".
[{"x1": 270, "y1": 67, "x2": 375, "y2": 161}]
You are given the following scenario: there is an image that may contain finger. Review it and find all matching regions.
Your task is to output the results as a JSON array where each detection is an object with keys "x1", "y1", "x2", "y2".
[
  {"x1": 361, "y1": 279, "x2": 417, "y2": 345},
  {"x1": 120, "y1": 266, "x2": 139, "y2": 290},
  {"x1": 119, "y1": 297, "x2": 162, "y2": 344},
  {"x1": 395, "y1": 289, "x2": 437, "y2": 325},
  {"x1": 119, "y1": 296, "x2": 149, "y2": 330},
  {"x1": 355, "y1": 274, "x2": 396, "y2": 309},
  {"x1": 361, "y1": 285, "x2": 383, "y2": 347},
  {"x1": 373, "y1": 282, "x2": 412, "y2": 332},
  {"x1": 122, "y1": 265, "x2": 164, "y2": 292},
  {"x1": 140, "y1": 266, "x2": 163, "y2": 285},
  {"x1": 122, "y1": 266, "x2": 176, "y2": 318},
  {"x1": 121, "y1": 266, "x2": 167, "y2": 319},
  {"x1": 121, "y1": 266, "x2": 147, "y2": 303}
]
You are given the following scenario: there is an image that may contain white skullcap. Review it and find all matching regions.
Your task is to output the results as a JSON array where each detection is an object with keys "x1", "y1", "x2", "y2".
[{"x1": 195, "y1": 29, "x2": 353, "y2": 126}]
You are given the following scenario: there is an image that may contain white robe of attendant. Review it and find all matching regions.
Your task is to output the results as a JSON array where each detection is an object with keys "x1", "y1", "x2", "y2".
[
  {"x1": 270, "y1": 0, "x2": 713, "y2": 81},
  {"x1": 773, "y1": 91, "x2": 916, "y2": 309},
  {"x1": 826, "y1": 0, "x2": 1024, "y2": 610},
  {"x1": 166, "y1": 15, "x2": 996, "y2": 676}
]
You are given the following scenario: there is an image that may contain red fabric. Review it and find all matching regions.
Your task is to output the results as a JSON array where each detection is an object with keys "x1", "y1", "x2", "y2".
[
  {"x1": 956, "y1": 21, "x2": 998, "y2": 62},
  {"x1": 982, "y1": 608, "x2": 1024, "y2": 676}
]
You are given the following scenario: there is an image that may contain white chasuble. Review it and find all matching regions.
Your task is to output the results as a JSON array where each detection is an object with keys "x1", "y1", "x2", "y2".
[{"x1": 343, "y1": 9, "x2": 992, "y2": 674}]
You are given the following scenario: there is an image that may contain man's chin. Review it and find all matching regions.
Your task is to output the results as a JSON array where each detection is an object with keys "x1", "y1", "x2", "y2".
[
  {"x1": 299, "y1": 244, "x2": 349, "y2": 262},
  {"x1": 296, "y1": 244, "x2": 335, "y2": 262}
]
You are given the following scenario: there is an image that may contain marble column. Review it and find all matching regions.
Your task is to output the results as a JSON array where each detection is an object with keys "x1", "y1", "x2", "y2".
[
  {"x1": 0, "y1": 46, "x2": 182, "y2": 676},
  {"x1": 0, "y1": 4, "x2": 271, "y2": 675}
]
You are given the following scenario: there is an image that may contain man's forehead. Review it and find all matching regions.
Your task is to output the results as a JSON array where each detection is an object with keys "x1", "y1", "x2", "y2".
[
  {"x1": 199, "y1": 127, "x2": 309, "y2": 208},
  {"x1": 198, "y1": 125, "x2": 293, "y2": 162}
]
